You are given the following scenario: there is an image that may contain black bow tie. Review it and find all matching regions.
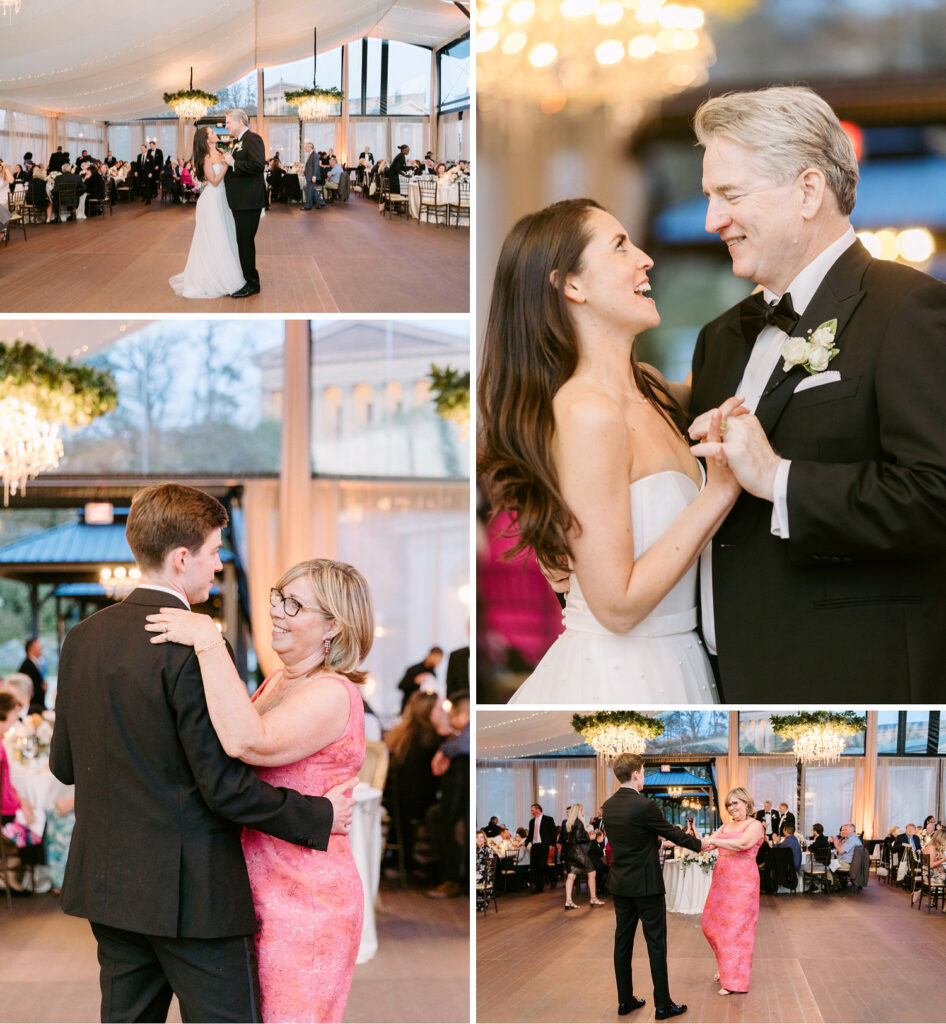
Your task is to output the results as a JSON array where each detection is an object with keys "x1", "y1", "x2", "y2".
[{"x1": 739, "y1": 291, "x2": 799, "y2": 345}]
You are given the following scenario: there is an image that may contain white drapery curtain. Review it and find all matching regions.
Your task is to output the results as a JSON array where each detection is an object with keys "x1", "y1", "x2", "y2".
[
  {"x1": 436, "y1": 111, "x2": 468, "y2": 162},
  {"x1": 535, "y1": 758, "x2": 596, "y2": 827},
  {"x1": 476, "y1": 761, "x2": 533, "y2": 834},
  {"x1": 742, "y1": 756, "x2": 797, "y2": 819},
  {"x1": 0, "y1": 109, "x2": 49, "y2": 165},
  {"x1": 875, "y1": 758, "x2": 939, "y2": 835}
]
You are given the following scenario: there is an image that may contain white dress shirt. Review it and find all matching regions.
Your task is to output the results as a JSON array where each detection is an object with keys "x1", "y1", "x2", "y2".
[{"x1": 700, "y1": 226, "x2": 857, "y2": 654}]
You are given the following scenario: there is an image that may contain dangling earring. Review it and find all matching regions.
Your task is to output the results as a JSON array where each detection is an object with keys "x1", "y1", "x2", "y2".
[{"x1": 323, "y1": 636, "x2": 332, "y2": 659}]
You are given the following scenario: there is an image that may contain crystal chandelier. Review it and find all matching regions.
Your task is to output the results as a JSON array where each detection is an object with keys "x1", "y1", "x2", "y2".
[
  {"x1": 0, "y1": 397, "x2": 64, "y2": 505},
  {"x1": 476, "y1": 0, "x2": 752, "y2": 126},
  {"x1": 791, "y1": 724, "x2": 848, "y2": 765},
  {"x1": 165, "y1": 68, "x2": 217, "y2": 121},
  {"x1": 291, "y1": 95, "x2": 337, "y2": 121},
  {"x1": 100, "y1": 566, "x2": 142, "y2": 600},
  {"x1": 0, "y1": 0, "x2": 22, "y2": 17},
  {"x1": 169, "y1": 97, "x2": 210, "y2": 120},
  {"x1": 584, "y1": 721, "x2": 648, "y2": 758}
]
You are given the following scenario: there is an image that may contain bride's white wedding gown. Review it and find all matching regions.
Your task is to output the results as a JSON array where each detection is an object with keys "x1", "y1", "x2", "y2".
[
  {"x1": 509, "y1": 469, "x2": 719, "y2": 704},
  {"x1": 169, "y1": 162, "x2": 245, "y2": 298}
]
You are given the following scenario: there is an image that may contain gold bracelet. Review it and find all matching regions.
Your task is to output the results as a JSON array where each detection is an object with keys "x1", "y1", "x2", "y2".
[{"x1": 195, "y1": 638, "x2": 226, "y2": 656}]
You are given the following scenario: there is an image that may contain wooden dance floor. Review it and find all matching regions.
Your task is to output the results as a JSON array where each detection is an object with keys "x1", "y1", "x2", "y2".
[
  {"x1": 478, "y1": 880, "x2": 945, "y2": 1023},
  {"x1": 0, "y1": 197, "x2": 469, "y2": 314},
  {"x1": 0, "y1": 883, "x2": 469, "y2": 1023}
]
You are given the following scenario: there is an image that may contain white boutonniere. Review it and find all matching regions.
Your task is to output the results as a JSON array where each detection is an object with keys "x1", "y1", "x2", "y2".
[
  {"x1": 231, "y1": 141, "x2": 243, "y2": 154},
  {"x1": 781, "y1": 318, "x2": 840, "y2": 374}
]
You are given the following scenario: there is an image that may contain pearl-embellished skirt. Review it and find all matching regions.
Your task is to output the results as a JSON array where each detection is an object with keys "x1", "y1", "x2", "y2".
[{"x1": 508, "y1": 627, "x2": 718, "y2": 704}]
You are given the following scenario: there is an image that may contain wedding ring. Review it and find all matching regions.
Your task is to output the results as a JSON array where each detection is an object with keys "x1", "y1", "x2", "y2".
[{"x1": 719, "y1": 419, "x2": 729, "y2": 439}]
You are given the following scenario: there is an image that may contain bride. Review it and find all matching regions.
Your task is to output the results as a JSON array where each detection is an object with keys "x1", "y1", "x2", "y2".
[
  {"x1": 478, "y1": 197, "x2": 744, "y2": 704},
  {"x1": 169, "y1": 126, "x2": 245, "y2": 298}
]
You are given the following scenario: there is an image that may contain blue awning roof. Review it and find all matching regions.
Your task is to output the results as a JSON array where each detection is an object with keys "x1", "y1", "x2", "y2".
[
  {"x1": 53, "y1": 582, "x2": 222, "y2": 597},
  {"x1": 0, "y1": 516, "x2": 233, "y2": 566},
  {"x1": 654, "y1": 156, "x2": 946, "y2": 244},
  {"x1": 644, "y1": 769, "x2": 709, "y2": 788}
]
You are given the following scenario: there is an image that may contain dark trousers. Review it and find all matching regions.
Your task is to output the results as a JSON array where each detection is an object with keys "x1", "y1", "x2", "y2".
[
  {"x1": 612, "y1": 892, "x2": 671, "y2": 1009},
  {"x1": 304, "y1": 181, "x2": 325, "y2": 209},
  {"x1": 90, "y1": 922, "x2": 261, "y2": 1023},
  {"x1": 232, "y1": 207, "x2": 262, "y2": 288},
  {"x1": 529, "y1": 843, "x2": 551, "y2": 890}
]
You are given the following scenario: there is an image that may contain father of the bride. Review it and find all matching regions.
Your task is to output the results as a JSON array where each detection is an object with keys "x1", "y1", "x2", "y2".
[
  {"x1": 689, "y1": 85, "x2": 946, "y2": 701},
  {"x1": 602, "y1": 753, "x2": 707, "y2": 1020},
  {"x1": 223, "y1": 108, "x2": 267, "y2": 298},
  {"x1": 50, "y1": 483, "x2": 356, "y2": 1023}
]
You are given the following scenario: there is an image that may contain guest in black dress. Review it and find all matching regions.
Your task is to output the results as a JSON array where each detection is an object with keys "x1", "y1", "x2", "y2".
[{"x1": 563, "y1": 802, "x2": 605, "y2": 910}]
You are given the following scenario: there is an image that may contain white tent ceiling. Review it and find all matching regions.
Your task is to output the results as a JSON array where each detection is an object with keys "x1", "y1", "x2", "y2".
[
  {"x1": 0, "y1": 321, "x2": 152, "y2": 359},
  {"x1": 477, "y1": 711, "x2": 592, "y2": 759},
  {"x1": 0, "y1": 0, "x2": 469, "y2": 120}
]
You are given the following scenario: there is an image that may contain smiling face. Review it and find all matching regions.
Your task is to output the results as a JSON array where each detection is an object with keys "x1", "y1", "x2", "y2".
[
  {"x1": 726, "y1": 797, "x2": 749, "y2": 822},
  {"x1": 702, "y1": 135, "x2": 808, "y2": 294},
  {"x1": 565, "y1": 208, "x2": 660, "y2": 335},
  {"x1": 269, "y1": 574, "x2": 338, "y2": 666},
  {"x1": 225, "y1": 113, "x2": 243, "y2": 136}
]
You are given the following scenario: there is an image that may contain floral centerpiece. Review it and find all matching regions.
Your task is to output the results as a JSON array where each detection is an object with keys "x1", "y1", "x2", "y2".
[
  {"x1": 6, "y1": 711, "x2": 55, "y2": 763},
  {"x1": 446, "y1": 166, "x2": 469, "y2": 184},
  {"x1": 679, "y1": 849, "x2": 717, "y2": 874}
]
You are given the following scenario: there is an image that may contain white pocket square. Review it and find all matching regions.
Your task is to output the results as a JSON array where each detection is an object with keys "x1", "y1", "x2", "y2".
[{"x1": 793, "y1": 371, "x2": 841, "y2": 394}]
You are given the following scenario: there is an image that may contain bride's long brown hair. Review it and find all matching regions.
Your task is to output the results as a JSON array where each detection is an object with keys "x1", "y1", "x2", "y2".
[
  {"x1": 191, "y1": 127, "x2": 214, "y2": 183},
  {"x1": 477, "y1": 197, "x2": 684, "y2": 572}
]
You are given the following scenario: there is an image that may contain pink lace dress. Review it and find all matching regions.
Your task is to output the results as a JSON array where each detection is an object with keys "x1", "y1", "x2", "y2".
[
  {"x1": 700, "y1": 820, "x2": 763, "y2": 993},
  {"x1": 242, "y1": 675, "x2": 365, "y2": 1023}
]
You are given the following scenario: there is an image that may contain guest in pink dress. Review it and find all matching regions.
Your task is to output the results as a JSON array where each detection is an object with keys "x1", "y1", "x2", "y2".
[
  {"x1": 700, "y1": 787, "x2": 764, "y2": 996},
  {"x1": 147, "y1": 558, "x2": 373, "y2": 1023}
]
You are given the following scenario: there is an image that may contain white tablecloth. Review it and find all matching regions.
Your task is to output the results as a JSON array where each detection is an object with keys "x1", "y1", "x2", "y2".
[
  {"x1": 662, "y1": 857, "x2": 713, "y2": 914},
  {"x1": 351, "y1": 782, "x2": 383, "y2": 964},
  {"x1": 407, "y1": 178, "x2": 462, "y2": 221},
  {"x1": 5, "y1": 750, "x2": 73, "y2": 838}
]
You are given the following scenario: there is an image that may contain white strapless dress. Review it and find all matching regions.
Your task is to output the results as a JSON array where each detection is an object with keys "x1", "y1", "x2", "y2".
[
  {"x1": 169, "y1": 162, "x2": 245, "y2": 298},
  {"x1": 509, "y1": 470, "x2": 718, "y2": 705}
]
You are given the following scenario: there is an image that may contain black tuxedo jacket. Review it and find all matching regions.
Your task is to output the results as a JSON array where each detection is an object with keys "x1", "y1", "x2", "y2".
[
  {"x1": 149, "y1": 147, "x2": 163, "y2": 168},
  {"x1": 53, "y1": 171, "x2": 84, "y2": 197},
  {"x1": 525, "y1": 813, "x2": 556, "y2": 847},
  {"x1": 756, "y1": 808, "x2": 781, "y2": 835},
  {"x1": 18, "y1": 656, "x2": 45, "y2": 714},
  {"x1": 780, "y1": 810, "x2": 796, "y2": 834},
  {"x1": 602, "y1": 786, "x2": 701, "y2": 897},
  {"x1": 50, "y1": 588, "x2": 333, "y2": 939},
  {"x1": 136, "y1": 153, "x2": 153, "y2": 177},
  {"x1": 691, "y1": 240, "x2": 946, "y2": 700},
  {"x1": 445, "y1": 645, "x2": 469, "y2": 698},
  {"x1": 48, "y1": 152, "x2": 68, "y2": 173},
  {"x1": 224, "y1": 130, "x2": 267, "y2": 211}
]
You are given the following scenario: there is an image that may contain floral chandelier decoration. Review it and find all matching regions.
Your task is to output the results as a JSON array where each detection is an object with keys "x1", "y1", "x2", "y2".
[
  {"x1": 476, "y1": 0, "x2": 757, "y2": 126},
  {"x1": 428, "y1": 364, "x2": 470, "y2": 438},
  {"x1": 286, "y1": 27, "x2": 344, "y2": 121},
  {"x1": 164, "y1": 68, "x2": 218, "y2": 120},
  {"x1": 1, "y1": 0, "x2": 22, "y2": 20},
  {"x1": 572, "y1": 710, "x2": 664, "y2": 759},
  {"x1": 770, "y1": 711, "x2": 866, "y2": 766},
  {"x1": 0, "y1": 342, "x2": 117, "y2": 504}
]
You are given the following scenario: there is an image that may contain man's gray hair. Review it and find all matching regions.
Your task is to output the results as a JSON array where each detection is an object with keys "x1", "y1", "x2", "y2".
[
  {"x1": 305, "y1": 140, "x2": 314, "y2": 149},
  {"x1": 227, "y1": 108, "x2": 249, "y2": 127},
  {"x1": 693, "y1": 86, "x2": 859, "y2": 216}
]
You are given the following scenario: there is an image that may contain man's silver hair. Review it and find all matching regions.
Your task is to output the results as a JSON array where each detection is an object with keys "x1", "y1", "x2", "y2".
[
  {"x1": 305, "y1": 140, "x2": 314, "y2": 149},
  {"x1": 227, "y1": 108, "x2": 250, "y2": 126},
  {"x1": 694, "y1": 86, "x2": 859, "y2": 215}
]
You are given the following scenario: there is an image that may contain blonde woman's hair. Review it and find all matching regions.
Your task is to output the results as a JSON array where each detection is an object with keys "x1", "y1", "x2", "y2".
[
  {"x1": 275, "y1": 558, "x2": 374, "y2": 684},
  {"x1": 931, "y1": 830, "x2": 946, "y2": 855},
  {"x1": 724, "y1": 787, "x2": 755, "y2": 817},
  {"x1": 693, "y1": 86, "x2": 859, "y2": 216},
  {"x1": 566, "y1": 803, "x2": 584, "y2": 833}
]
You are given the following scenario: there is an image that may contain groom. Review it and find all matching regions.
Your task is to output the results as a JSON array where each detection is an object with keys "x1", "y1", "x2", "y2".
[
  {"x1": 602, "y1": 753, "x2": 706, "y2": 1020},
  {"x1": 50, "y1": 483, "x2": 356, "y2": 1022},
  {"x1": 223, "y1": 108, "x2": 267, "y2": 298},
  {"x1": 688, "y1": 85, "x2": 946, "y2": 702}
]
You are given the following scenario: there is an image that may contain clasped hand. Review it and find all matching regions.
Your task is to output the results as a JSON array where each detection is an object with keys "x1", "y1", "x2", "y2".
[
  {"x1": 689, "y1": 396, "x2": 780, "y2": 502},
  {"x1": 700, "y1": 838, "x2": 717, "y2": 852}
]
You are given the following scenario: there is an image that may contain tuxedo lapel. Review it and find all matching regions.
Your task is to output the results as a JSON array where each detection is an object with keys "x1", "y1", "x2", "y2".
[{"x1": 756, "y1": 240, "x2": 869, "y2": 436}]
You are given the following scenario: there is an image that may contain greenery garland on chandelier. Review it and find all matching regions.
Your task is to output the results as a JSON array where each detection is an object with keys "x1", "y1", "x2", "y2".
[
  {"x1": 770, "y1": 710, "x2": 866, "y2": 766},
  {"x1": 0, "y1": 342, "x2": 118, "y2": 426},
  {"x1": 428, "y1": 364, "x2": 470, "y2": 436},
  {"x1": 163, "y1": 88, "x2": 219, "y2": 109},
  {"x1": 284, "y1": 85, "x2": 344, "y2": 105},
  {"x1": 572, "y1": 710, "x2": 664, "y2": 759}
]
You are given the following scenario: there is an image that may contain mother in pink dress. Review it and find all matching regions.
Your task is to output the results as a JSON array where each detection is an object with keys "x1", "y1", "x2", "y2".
[
  {"x1": 146, "y1": 558, "x2": 372, "y2": 1023},
  {"x1": 700, "y1": 787, "x2": 764, "y2": 996}
]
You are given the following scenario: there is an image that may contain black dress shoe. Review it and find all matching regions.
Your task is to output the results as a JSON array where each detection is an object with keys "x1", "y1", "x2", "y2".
[
  {"x1": 230, "y1": 284, "x2": 261, "y2": 298},
  {"x1": 617, "y1": 997, "x2": 645, "y2": 1015},
  {"x1": 654, "y1": 1003, "x2": 687, "y2": 1020}
]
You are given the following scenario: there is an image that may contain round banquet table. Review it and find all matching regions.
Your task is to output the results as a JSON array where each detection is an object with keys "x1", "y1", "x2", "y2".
[
  {"x1": 5, "y1": 750, "x2": 73, "y2": 839},
  {"x1": 406, "y1": 177, "x2": 462, "y2": 222},
  {"x1": 352, "y1": 782, "x2": 383, "y2": 964},
  {"x1": 662, "y1": 857, "x2": 713, "y2": 914}
]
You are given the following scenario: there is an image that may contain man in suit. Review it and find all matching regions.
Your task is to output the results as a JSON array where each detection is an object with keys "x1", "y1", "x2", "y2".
[
  {"x1": 18, "y1": 636, "x2": 46, "y2": 715},
  {"x1": 136, "y1": 144, "x2": 154, "y2": 204},
  {"x1": 444, "y1": 640, "x2": 469, "y2": 700},
  {"x1": 223, "y1": 108, "x2": 267, "y2": 298},
  {"x1": 300, "y1": 141, "x2": 325, "y2": 210},
  {"x1": 688, "y1": 86, "x2": 946, "y2": 701},
  {"x1": 778, "y1": 802, "x2": 796, "y2": 833},
  {"x1": 397, "y1": 646, "x2": 443, "y2": 711},
  {"x1": 147, "y1": 140, "x2": 163, "y2": 200},
  {"x1": 51, "y1": 163, "x2": 84, "y2": 220},
  {"x1": 755, "y1": 800, "x2": 780, "y2": 841},
  {"x1": 602, "y1": 753, "x2": 705, "y2": 1020},
  {"x1": 525, "y1": 802, "x2": 557, "y2": 893},
  {"x1": 50, "y1": 482, "x2": 355, "y2": 1023},
  {"x1": 893, "y1": 823, "x2": 923, "y2": 857},
  {"x1": 48, "y1": 146, "x2": 68, "y2": 173}
]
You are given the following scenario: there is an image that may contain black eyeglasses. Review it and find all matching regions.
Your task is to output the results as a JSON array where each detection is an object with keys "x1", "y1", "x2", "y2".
[{"x1": 270, "y1": 588, "x2": 327, "y2": 618}]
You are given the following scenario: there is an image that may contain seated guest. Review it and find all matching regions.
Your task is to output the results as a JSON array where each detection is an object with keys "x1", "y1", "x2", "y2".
[
  {"x1": 0, "y1": 673, "x2": 32, "y2": 712},
  {"x1": 475, "y1": 830, "x2": 495, "y2": 912},
  {"x1": 894, "y1": 823, "x2": 923, "y2": 856},
  {"x1": 436, "y1": 162, "x2": 448, "y2": 182},
  {"x1": 921, "y1": 829, "x2": 946, "y2": 884},
  {"x1": 27, "y1": 167, "x2": 50, "y2": 220},
  {"x1": 808, "y1": 822, "x2": 830, "y2": 853},
  {"x1": 923, "y1": 815, "x2": 937, "y2": 835},
  {"x1": 483, "y1": 815, "x2": 501, "y2": 838},
  {"x1": 11, "y1": 163, "x2": 29, "y2": 184},
  {"x1": 780, "y1": 823, "x2": 802, "y2": 870},
  {"x1": 52, "y1": 163, "x2": 84, "y2": 219},
  {"x1": 0, "y1": 159, "x2": 13, "y2": 208},
  {"x1": 358, "y1": 149, "x2": 374, "y2": 166},
  {"x1": 22, "y1": 151, "x2": 34, "y2": 176},
  {"x1": 828, "y1": 823, "x2": 861, "y2": 882},
  {"x1": 45, "y1": 793, "x2": 76, "y2": 894},
  {"x1": 0, "y1": 692, "x2": 38, "y2": 891},
  {"x1": 457, "y1": 160, "x2": 468, "y2": 173},
  {"x1": 81, "y1": 161, "x2": 106, "y2": 212},
  {"x1": 180, "y1": 162, "x2": 197, "y2": 196},
  {"x1": 324, "y1": 155, "x2": 343, "y2": 196},
  {"x1": 105, "y1": 150, "x2": 117, "y2": 168}
]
